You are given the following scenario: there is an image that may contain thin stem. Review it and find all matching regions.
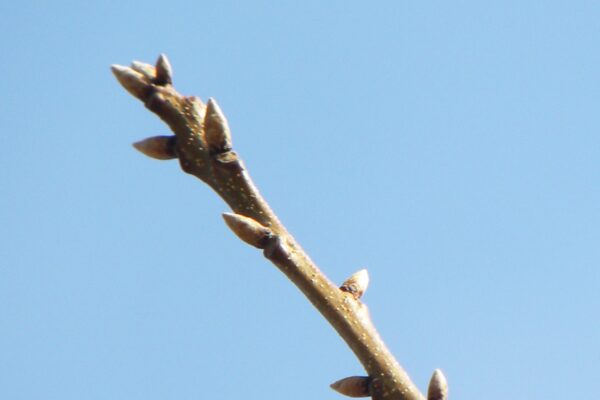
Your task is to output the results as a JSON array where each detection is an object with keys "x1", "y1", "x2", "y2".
[{"x1": 112, "y1": 56, "x2": 426, "y2": 400}]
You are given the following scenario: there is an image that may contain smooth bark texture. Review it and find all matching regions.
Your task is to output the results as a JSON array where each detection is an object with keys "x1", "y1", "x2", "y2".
[{"x1": 112, "y1": 55, "x2": 432, "y2": 400}]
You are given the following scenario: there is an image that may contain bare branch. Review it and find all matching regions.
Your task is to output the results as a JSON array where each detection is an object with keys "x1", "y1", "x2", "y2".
[{"x1": 112, "y1": 55, "x2": 430, "y2": 400}]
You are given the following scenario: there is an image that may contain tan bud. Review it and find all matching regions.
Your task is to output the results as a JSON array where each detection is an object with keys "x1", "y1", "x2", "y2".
[
  {"x1": 111, "y1": 65, "x2": 151, "y2": 101},
  {"x1": 154, "y1": 54, "x2": 173, "y2": 85},
  {"x1": 188, "y1": 96, "x2": 206, "y2": 120},
  {"x1": 132, "y1": 136, "x2": 177, "y2": 160},
  {"x1": 340, "y1": 269, "x2": 369, "y2": 299},
  {"x1": 427, "y1": 369, "x2": 448, "y2": 400},
  {"x1": 330, "y1": 376, "x2": 371, "y2": 398},
  {"x1": 222, "y1": 213, "x2": 272, "y2": 249},
  {"x1": 131, "y1": 61, "x2": 156, "y2": 80},
  {"x1": 204, "y1": 98, "x2": 232, "y2": 154}
]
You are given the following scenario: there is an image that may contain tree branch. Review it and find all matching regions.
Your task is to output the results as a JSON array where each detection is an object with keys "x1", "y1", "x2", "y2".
[{"x1": 112, "y1": 55, "x2": 443, "y2": 400}]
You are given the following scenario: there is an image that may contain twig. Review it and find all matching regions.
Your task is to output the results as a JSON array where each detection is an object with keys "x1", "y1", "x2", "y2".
[{"x1": 112, "y1": 55, "x2": 442, "y2": 400}]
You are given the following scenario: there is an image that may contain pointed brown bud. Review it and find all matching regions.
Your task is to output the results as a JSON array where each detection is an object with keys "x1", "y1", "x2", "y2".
[
  {"x1": 427, "y1": 369, "x2": 448, "y2": 400},
  {"x1": 204, "y1": 98, "x2": 232, "y2": 154},
  {"x1": 188, "y1": 96, "x2": 206, "y2": 120},
  {"x1": 131, "y1": 61, "x2": 156, "y2": 80},
  {"x1": 340, "y1": 269, "x2": 369, "y2": 299},
  {"x1": 111, "y1": 65, "x2": 151, "y2": 101},
  {"x1": 154, "y1": 54, "x2": 173, "y2": 85},
  {"x1": 222, "y1": 213, "x2": 272, "y2": 249},
  {"x1": 330, "y1": 376, "x2": 371, "y2": 398},
  {"x1": 132, "y1": 136, "x2": 177, "y2": 160}
]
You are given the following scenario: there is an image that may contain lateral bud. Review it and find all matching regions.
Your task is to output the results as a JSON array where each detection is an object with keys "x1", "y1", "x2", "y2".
[
  {"x1": 427, "y1": 369, "x2": 448, "y2": 400},
  {"x1": 188, "y1": 96, "x2": 207, "y2": 120},
  {"x1": 222, "y1": 213, "x2": 272, "y2": 249},
  {"x1": 204, "y1": 98, "x2": 232, "y2": 154},
  {"x1": 330, "y1": 376, "x2": 371, "y2": 398},
  {"x1": 154, "y1": 54, "x2": 173, "y2": 85},
  {"x1": 340, "y1": 269, "x2": 369, "y2": 299},
  {"x1": 111, "y1": 65, "x2": 150, "y2": 101},
  {"x1": 132, "y1": 136, "x2": 177, "y2": 160}
]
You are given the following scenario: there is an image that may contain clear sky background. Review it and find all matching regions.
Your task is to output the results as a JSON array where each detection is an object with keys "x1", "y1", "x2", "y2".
[{"x1": 1, "y1": 1, "x2": 598, "y2": 399}]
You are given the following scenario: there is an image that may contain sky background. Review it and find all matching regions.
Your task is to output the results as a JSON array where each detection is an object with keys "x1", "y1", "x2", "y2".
[{"x1": 1, "y1": 1, "x2": 599, "y2": 399}]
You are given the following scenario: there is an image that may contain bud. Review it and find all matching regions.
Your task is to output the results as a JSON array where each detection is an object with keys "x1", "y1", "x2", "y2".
[
  {"x1": 111, "y1": 65, "x2": 150, "y2": 101},
  {"x1": 204, "y1": 98, "x2": 232, "y2": 154},
  {"x1": 330, "y1": 376, "x2": 371, "y2": 398},
  {"x1": 188, "y1": 96, "x2": 207, "y2": 120},
  {"x1": 222, "y1": 213, "x2": 272, "y2": 249},
  {"x1": 340, "y1": 269, "x2": 369, "y2": 299},
  {"x1": 427, "y1": 369, "x2": 448, "y2": 400},
  {"x1": 154, "y1": 54, "x2": 173, "y2": 85},
  {"x1": 131, "y1": 61, "x2": 156, "y2": 80},
  {"x1": 132, "y1": 136, "x2": 177, "y2": 160}
]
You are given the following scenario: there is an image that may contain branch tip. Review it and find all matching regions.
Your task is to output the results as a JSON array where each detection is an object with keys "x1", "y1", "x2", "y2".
[
  {"x1": 427, "y1": 369, "x2": 448, "y2": 400},
  {"x1": 155, "y1": 54, "x2": 173, "y2": 85},
  {"x1": 205, "y1": 98, "x2": 232, "y2": 154},
  {"x1": 132, "y1": 136, "x2": 177, "y2": 160},
  {"x1": 130, "y1": 61, "x2": 156, "y2": 81},
  {"x1": 113, "y1": 57, "x2": 427, "y2": 400},
  {"x1": 111, "y1": 64, "x2": 150, "y2": 101},
  {"x1": 340, "y1": 269, "x2": 369, "y2": 299},
  {"x1": 330, "y1": 376, "x2": 371, "y2": 398},
  {"x1": 222, "y1": 213, "x2": 272, "y2": 249}
]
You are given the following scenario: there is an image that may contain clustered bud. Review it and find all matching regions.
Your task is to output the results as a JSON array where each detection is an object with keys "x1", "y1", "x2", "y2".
[{"x1": 110, "y1": 65, "x2": 149, "y2": 101}]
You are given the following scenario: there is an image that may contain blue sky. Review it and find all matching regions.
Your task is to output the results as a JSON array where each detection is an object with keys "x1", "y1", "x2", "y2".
[{"x1": 1, "y1": 1, "x2": 598, "y2": 399}]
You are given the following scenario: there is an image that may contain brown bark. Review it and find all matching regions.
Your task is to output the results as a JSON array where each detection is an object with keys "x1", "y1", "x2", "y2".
[{"x1": 112, "y1": 55, "x2": 443, "y2": 400}]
